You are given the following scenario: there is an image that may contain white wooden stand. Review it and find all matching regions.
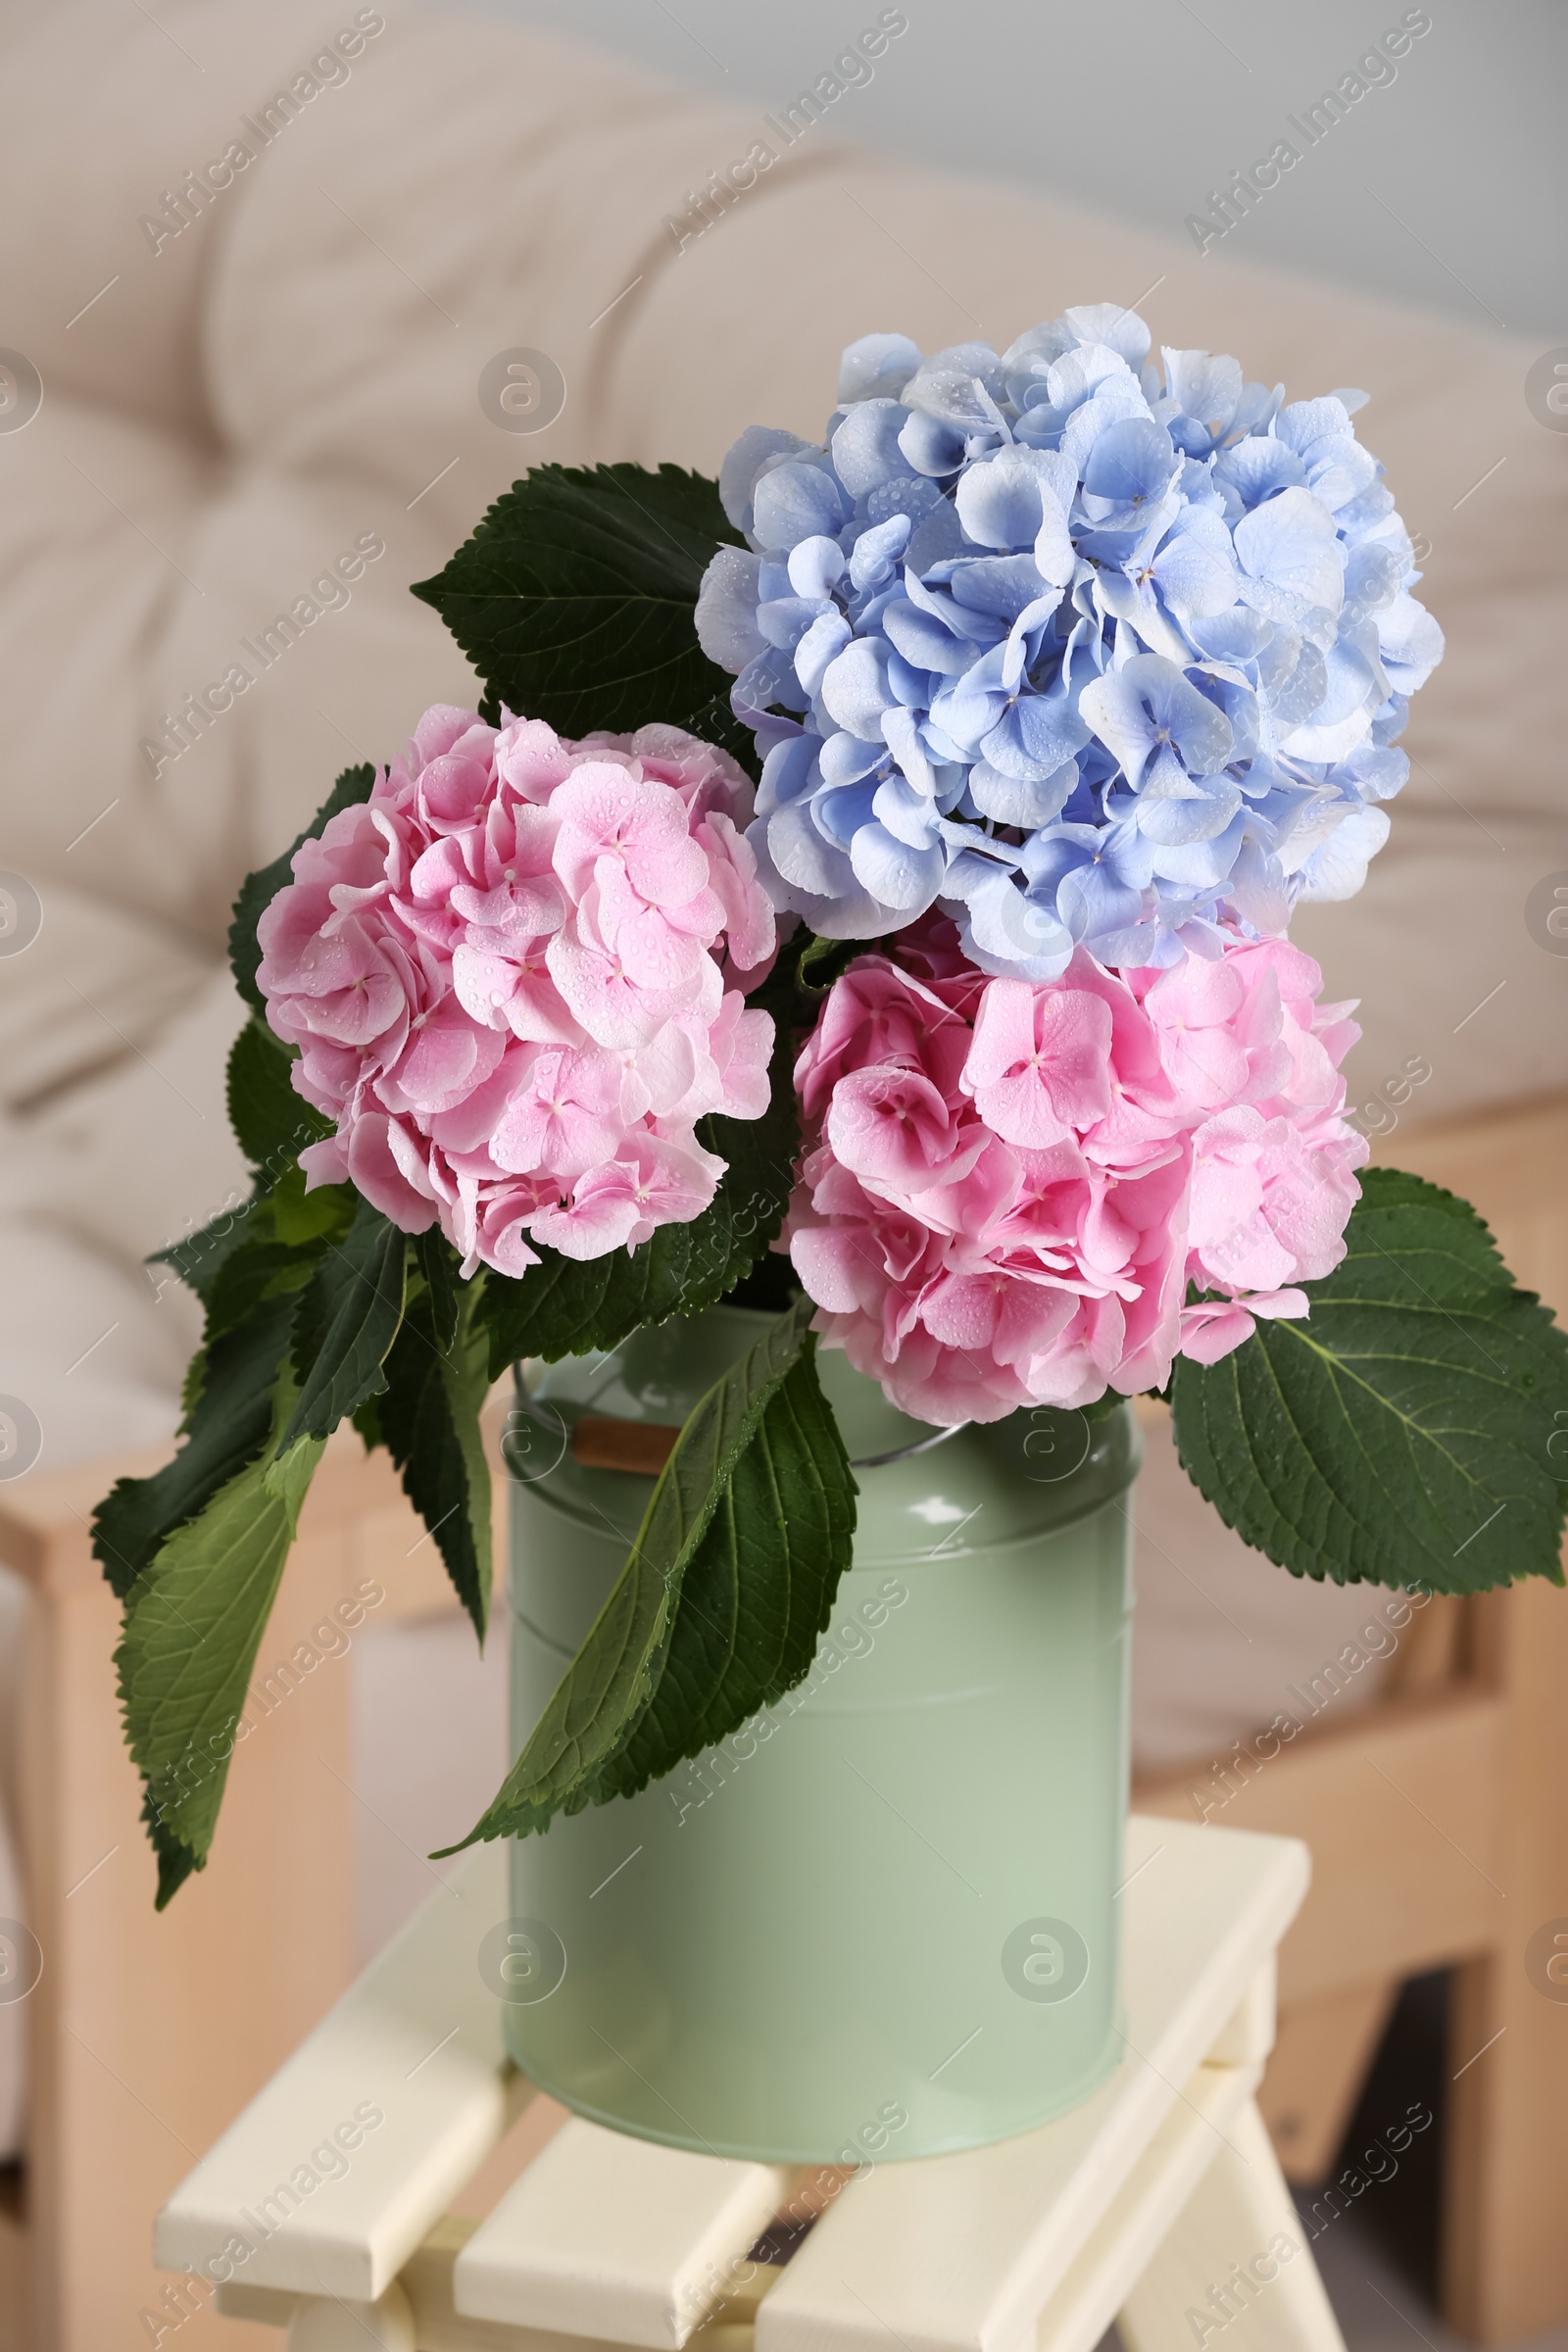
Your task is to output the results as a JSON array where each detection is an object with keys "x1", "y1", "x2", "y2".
[{"x1": 154, "y1": 1819, "x2": 1344, "y2": 2352}]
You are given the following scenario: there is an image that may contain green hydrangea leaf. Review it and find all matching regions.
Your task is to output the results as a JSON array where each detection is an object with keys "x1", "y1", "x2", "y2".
[
  {"x1": 92, "y1": 1297, "x2": 297, "y2": 1600},
  {"x1": 588, "y1": 1337, "x2": 856, "y2": 1800},
  {"x1": 410, "y1": 464, "x2": 753, "y2": 767},
  {"x1": 281, "y1": 1200, "x2": 409, "y2": 1449},
  {"x1": 151, "y1": 1199, "x2": 264, "y2": 1313},
  {"x1": 201, "y1": 1221, "x2": 328, "y2": 1348},
  {"x1": 115, "y1": 1372, "x2": 325, "y2": 1900},
  {"x1": 1170, "y1": 1168, "x2": 1568, "y2": 1593},
  {"x1": 270, "y1": 1163, "x2": 355, "y2": 1248},
  {"x1": 439, "y1": 1298, "x2": 855, "y2": 1849},
  {"x1": 377, "y1": 1273, "x2": 494, "y2": 1641},
  {"x1": 225, "y1": 1016, "x2": 332, "y2": 1171},
  {"x1": 416, "y1": 1228, "x2": 466, "y2": 1355}
]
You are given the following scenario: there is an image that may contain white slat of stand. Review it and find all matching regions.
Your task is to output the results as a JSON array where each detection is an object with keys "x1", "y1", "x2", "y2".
[
  {"x1": 156, "y1": 1819, "x2": 1344, "y2": 2352},
  {"x1": 756, "y1": 1820, "x2": 1309, "y2": 2352},
  {"x1": 1029, "y1": 2053, "x2": 1260, "y2": 2352},
  {"x1": 455, "y1": 2122, "x2": 791, "y2": 2345},
  {"x1": 1117, "y1": 2100, "x2": 1343, "y2": 2352},
  {"x1": 155, "y1": 1844, "x2": 517, "y2": 2302}
]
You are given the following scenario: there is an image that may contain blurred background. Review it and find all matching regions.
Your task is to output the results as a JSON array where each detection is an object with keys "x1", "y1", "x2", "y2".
[
  {"x1": 0, "y1": 3, "x2": 1563, "y2": 2347},
  {"x1": 488, "y1": 0, "x2": 1565, "y2": 333}
]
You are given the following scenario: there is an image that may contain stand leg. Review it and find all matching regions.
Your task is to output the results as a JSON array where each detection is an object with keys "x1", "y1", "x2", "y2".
[
  {"x1": 287, "y1": 2281, "x2": 415, "y2": 2349},
  {"x1": 1118, "y1": 2099, "x2": 1344, "y2": 2352},
  {"x1": 1443, "y1": 1579, "x2": 1568, "y2": 2341}
]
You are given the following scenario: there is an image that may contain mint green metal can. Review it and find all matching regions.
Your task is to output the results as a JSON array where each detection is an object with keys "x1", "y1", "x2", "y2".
[{"x1": 504, "y1": 1305, "x2": 1138, "y2": 2164}]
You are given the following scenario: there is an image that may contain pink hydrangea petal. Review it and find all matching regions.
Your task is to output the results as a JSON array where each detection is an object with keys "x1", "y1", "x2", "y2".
[
  {"x1": 343, "y1": 1112, "x2": 440, "y2": 1234},
  {"x1": 531, "y1": 1137, "x2": 723, "y2": 1261},
  {"x1": 710, "y1": 1001, "x2": 774, "y2": 1120},
  {"x1": 825, "y1": 1065, "x2": 969, "y2": 1195},
  {"x1": 595, "y1": 862, "x2": 714, "y2": 991},
  {"x1": 495, "y1": 716, "x2": 575, "y2": 804},
  {"x1": 546, "y1": 908, "x2": 718, "y2": 1050},
  {"x1": 1177, "y1": 1300, "x2": 1255, "y2": 1365},
  {"x1": 468, "y1": 1178, "x2": 552, "y2": 1278},
  {"x1": 963, "y1": 981, "x2": 1114, "y2": 1148},
  {"x1": 551, "y1": 767, "x2": 710, "y2": 906},
  {"x1": 298, "y1": 1133, "x2": 350, "y2": 1190},
  {"x1": 700, "y1": 810, "x2": 776, "y2": 974},
  {"x1": 412, "y1": 705, "x2": 483, "y2": 763},
  {"x1": 491, "y1": 1046, "x2": 626, "y2": 1183},
  {"x1": 377, "y1": 996, "x2": 507, "y2": 1118}
]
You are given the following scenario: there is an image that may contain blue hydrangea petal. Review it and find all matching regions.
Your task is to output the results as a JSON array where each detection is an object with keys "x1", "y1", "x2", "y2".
[
  {"x1": 1233, "y1": 486, "x2": 1345, "y2": 623},
  {"x1": 1065, "y1": 304, "x2": 1152, "y2": 370},
  {"x1": 1058, "y1": 380, "x2": 1152, "y2": 476},
  {"x1": 1160, "y1": 348, "x2": 1245, "y2": 446},
  {"x1": 1213, "y1": 438, "x2": 1306, "y2": 512},
  {"x1": 1136, "y1": 770, "x2": 1244, "y2": 847},
  {"x1": 765, "y1": 796, "x2": 858, "y2": 897},
  {"x1": 1079, "y1": 416, "x2": 1180, "y2": 530},
  {"x1": 719, "y1": 426, "x2": 811, "y2": 534},
  {"x1": 755, "y1": 732, "x2": 822, "y2": 817},
  {"x1": 820, "y1": 638, "x2": 898, "y2": 736},
  {"x1": 787, "y1": 535, "x2": 847, "y2": 600},
  {"x1": 1274, "y1": 396, "x2": 1355, "y2": 455},
  {"x1": 694, "y1": 547, "x2": 765, "y2": 670},
  {"x1": 817, "y1": 730, "x2": 885, "y2": 787},
  {"x1": 1189, "y1": 609, "x2": 1273, "y2": 662},
  {"x1": 1293, "y1": 802, "x2": 1391, "y2": 902},
  {"x1": 1338, "y1": 744, "x2": 1408, "y2": 804},
  {"x1": 816, "y1": 779, "x2": 881, "y2": 850},
  {"x1": 966, "y1": 757, "x2": 1077, "y2": 828},
  {"x1": 1375, "y1": 593, "x2": 1445, "y2": 695},
  {"x1": 882, "y1": 596, "x2": 982, "y2": 675},
  {"x1": 758, "y1": 596, "x2": 828, "y2": 654},
  {"x1": 1046, "y1": 342, "x2": 1139, "y2": 414},
  {"x1": 945, "y1": 861, "x2": 1074, "y2": 981},
  {"x1": 979, "y1": 684, "x2": 1091, "y2": 783},
  {"x1": 884, "y1": 644, "x2": 936, "y2": 710},
  {"x1": 880, "y1": 702, "x2": 945, "y2": 800},
  {"x1": 1146, "y1": 812, "x2": 1248, "y2": 887},
  {"x1": 872, "y1": 773, "x2": 943, "y2": 849},
  {"x1": 794, "y1": 610, "x2": 853, "y2": 701},
  {"x1": 848, "y1": 512, "x2": 913, "y2": 594},
  {"x1": 733, "y1": 645, "x2": 803, "y2": 716},
  {"x1": 831, "y1": 399, "x2": 916, "y2": 498},
  {"x1": 1056, "y1": 855, "x2": 1146, "y2": 942},
  {"x1": 1277, "y1": 638, "x2": 1383, "y2": 762},
  {"x1": 752, "y1": 461, "x2": 850, "y2": 552},
  {"x1": 849, "y1": 819, "x2": 946, "y2": 913},
  {"x1": 838, "y1": 333, "x2": 923, "y2": 405},
  {"x1": 897, "y1": 409, "x2": 966, "y2": 478},
  {"x1": 1148, "y1": 509, "x2": 1238, "y2": 619},
  {"x1": 1341, "y1": 541, "x2": 1403, "y2": 625},
  {"x1": 905, "y1": 497, "x2": 971, "y2": 568},
  {"x1": 948, "y1": 556, "x2": 1057, "y2": 622},
  {"x1": 902, "y1": 344, "x2": 1005, "y2": 425},
  {"x1": 955, "y1": 447, "x2": 1054, "y2": 549},
  {"x1": 1079, "y1": 655, "x2": 1232, "y2": 790}
]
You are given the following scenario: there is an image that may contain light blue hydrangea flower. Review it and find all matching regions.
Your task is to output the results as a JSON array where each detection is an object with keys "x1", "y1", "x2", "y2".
[{"x1": 696, "y1": 304, "x2": 1443, "y2": 977}]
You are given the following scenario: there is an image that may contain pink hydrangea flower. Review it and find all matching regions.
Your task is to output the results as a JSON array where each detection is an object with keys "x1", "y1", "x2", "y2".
[
  {"x1": 258, "y1": 710, "x2": 776, "y2": 1277},
  {"x1": 785, "y1": 916, "x2": 1366, "y2": 1425}
]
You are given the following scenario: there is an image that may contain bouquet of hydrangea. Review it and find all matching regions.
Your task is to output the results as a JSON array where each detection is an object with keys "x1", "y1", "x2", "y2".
[{"x1": 97, "y1": 306, "x2": 1567, "y2": 1902}]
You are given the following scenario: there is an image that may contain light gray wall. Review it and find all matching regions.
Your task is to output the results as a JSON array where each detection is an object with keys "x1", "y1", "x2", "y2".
[{"x1": 470, "y1": 0, "x2": 1564, "y2": 337}]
